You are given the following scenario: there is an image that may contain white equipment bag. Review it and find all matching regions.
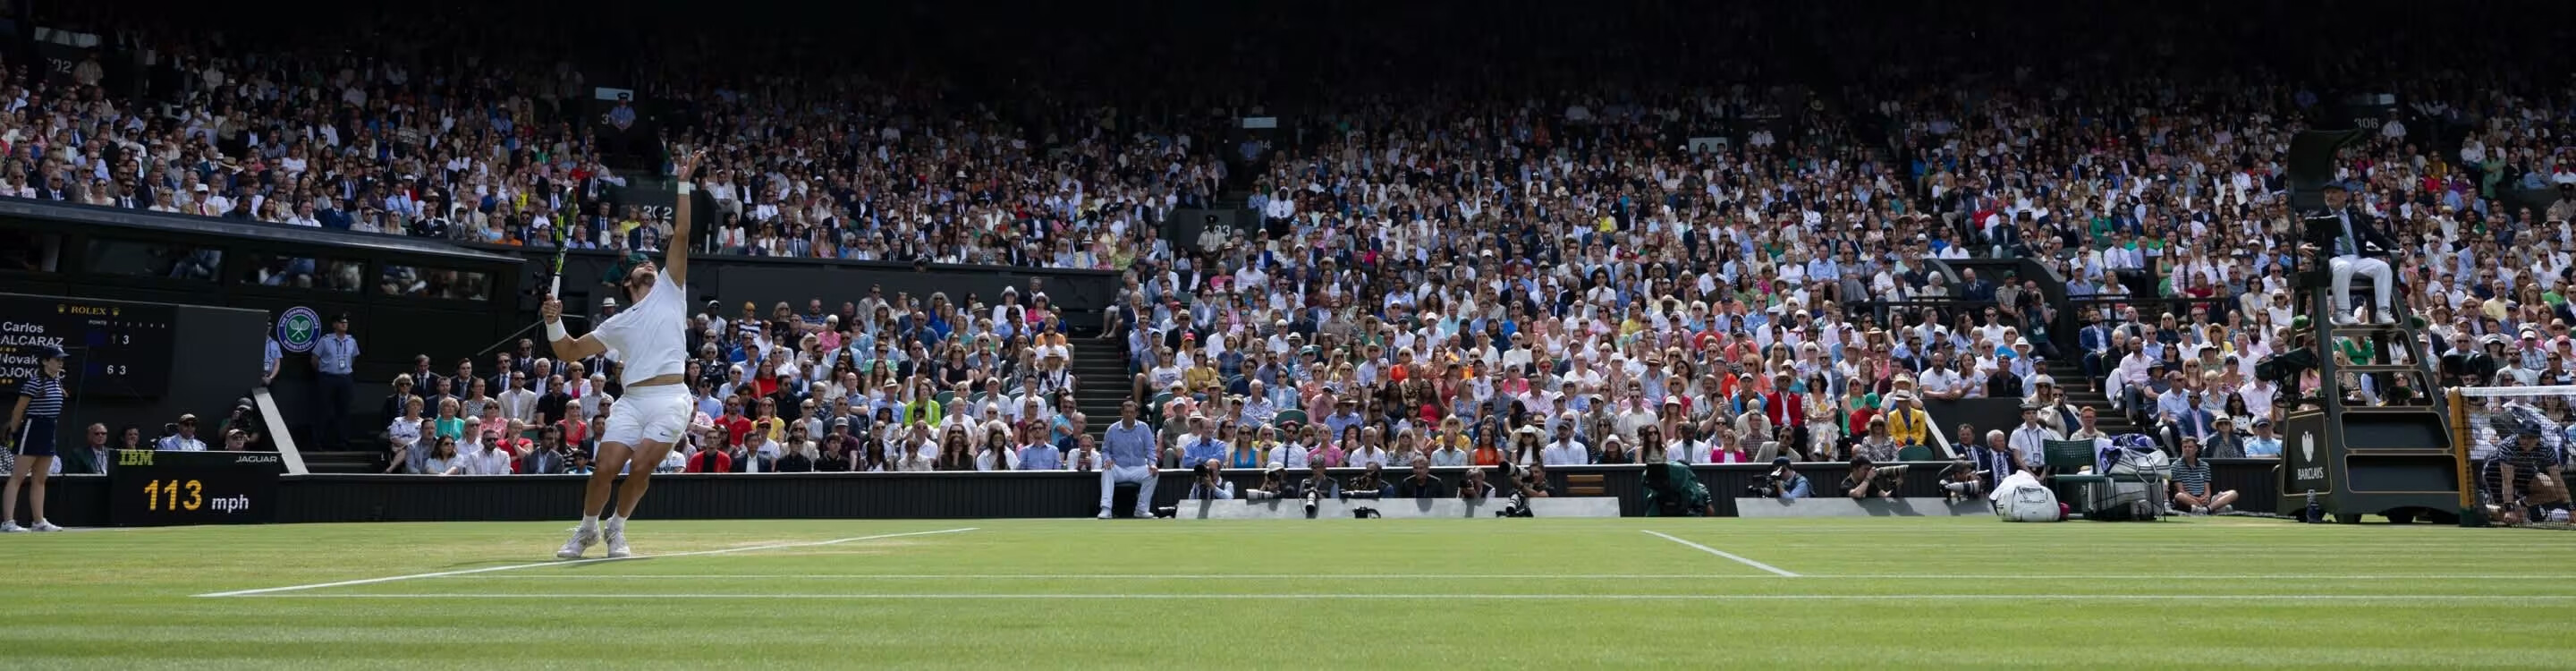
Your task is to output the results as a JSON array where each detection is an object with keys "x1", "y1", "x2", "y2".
[{"x1": 1993, "y1": 471, "x2": 2062, "y2": 522}]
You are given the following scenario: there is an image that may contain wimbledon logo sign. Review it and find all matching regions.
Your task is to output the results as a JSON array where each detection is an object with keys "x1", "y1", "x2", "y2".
[{"x1": 278, "y1": 307, "x2": 321, "y2": 354}]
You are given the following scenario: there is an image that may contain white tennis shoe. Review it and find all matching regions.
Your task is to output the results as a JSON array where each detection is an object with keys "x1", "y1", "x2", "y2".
[
  {"x1": 603, "y1": 522, "x2": 631, "y2": 559},
  {"x1": 556, "y1": 525, "x2": 599, "y2": 559}
]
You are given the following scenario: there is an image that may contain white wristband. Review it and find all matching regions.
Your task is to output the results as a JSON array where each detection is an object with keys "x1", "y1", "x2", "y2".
[
  {"x1": 677, "y1": 183, "x2": 693, "y2": 195},
  {"x1": 547, "y1": 320, "x2": 569, "y2": 342}
]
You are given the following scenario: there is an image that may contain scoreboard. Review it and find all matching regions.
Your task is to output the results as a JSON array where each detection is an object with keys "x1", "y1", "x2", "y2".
[
  {"x1": 108, "y1": 450, "x2": 282, "y2": 525},
  {"x1": 0, "y1": 294, "x2": 177, "y2": 398}
]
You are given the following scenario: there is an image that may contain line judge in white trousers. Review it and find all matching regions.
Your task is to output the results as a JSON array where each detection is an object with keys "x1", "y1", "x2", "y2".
[{"x1": 1096, "y1": 401, "x2": 1160, "y2": 518}]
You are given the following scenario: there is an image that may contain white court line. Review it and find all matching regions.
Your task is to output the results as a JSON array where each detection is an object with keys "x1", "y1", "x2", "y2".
[
  {"x1": 219, "y1": 593, "x2": 2576, "y2": 602},
  {"x1": 196, "y1": 528, "x2": 978, "y2": 598},
  {"x1": 449, "y1": 573, "x2": 2565, "y2": 581},
  {"x1": 1643, "y1": 531, "x2": 1799, "y2": 577}
]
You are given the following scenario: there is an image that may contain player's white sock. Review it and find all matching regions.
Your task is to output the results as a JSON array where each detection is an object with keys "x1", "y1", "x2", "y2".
[
  {"x1": 579, "y1": 515, "x2": 599, "y2": 531},
  {"x1": 605, "y1": 515, "x2": 625, "y2": 531}
]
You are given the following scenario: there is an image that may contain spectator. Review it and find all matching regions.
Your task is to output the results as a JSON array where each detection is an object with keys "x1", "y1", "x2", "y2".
[
  {"x1": 1966, "y1": 429, "x2": 2021, "y2": 494},
  {"x1": 2202, "y1": 417, "x2": 2248, "y2": 460},
  {"x1": 60, "y1": 424, "x2": 114, "y2": 476},
  {"x1": 422, "y1": 437, "x2": 462, "y2": 476},
  {"x1": 684, "y1": 439, "x2": 733, "y2": 473},
  {"x1": 1541, "y1": 422, "x2": 1589, "y2": 466},
  {"x1": 387, "y1": 397, "x2": 427, "y2": 473},
  {"x1": 1881, "y1": 392, "x2": 1930, "y2": 447},
  {"x1": 459, "y1": 431, "x2": 513, "y2": 475},
  {"x1": 2242, "y1": 420, "x2": 2283, "y2": 458},
  {"x1": 157, "y1": 415, "x2": 208, "y2": 452},
  {"x1": 520, "y1": 426, "x2": 572, "y2": 475}
]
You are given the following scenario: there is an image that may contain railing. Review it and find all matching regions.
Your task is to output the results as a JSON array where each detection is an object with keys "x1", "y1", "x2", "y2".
[{"x1": 29, "y1": 458, "x2": 2295, "y2": 524}]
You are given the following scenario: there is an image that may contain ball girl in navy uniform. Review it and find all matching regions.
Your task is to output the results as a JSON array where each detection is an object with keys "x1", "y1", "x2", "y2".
[{"x1": 4, "y1": 344, "x2": 67, "y2": 532}]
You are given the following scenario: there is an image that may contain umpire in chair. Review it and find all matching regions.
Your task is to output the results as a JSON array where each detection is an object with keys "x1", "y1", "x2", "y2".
[{"x1": 2303, "y1": 183, "x2": 2398, "y2": 326}]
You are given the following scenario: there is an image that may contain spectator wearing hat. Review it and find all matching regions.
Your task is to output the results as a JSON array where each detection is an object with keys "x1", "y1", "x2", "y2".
[
  {"x1": 2242, "y1": 419, "x2": 2283, "y2": 458},
  {"x1": 2202, "y1": 416, "x2": 2249, "y2": 459},
  {"x1": 311, "y1": 312, "x2": 361, "y2": 448},
  {"x1": 1881, "y1": 391, "x2": 1930, "y2": 446},
  {"x1": 1322, "y1": 395, "x2": 1366, "y2": 438},
  {"x1": 159, "y1": 414, "x2": 208, "y2": 452}
]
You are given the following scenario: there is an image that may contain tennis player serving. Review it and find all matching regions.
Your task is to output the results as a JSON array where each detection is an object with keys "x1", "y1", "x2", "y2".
[{"x1": 543, "y1": 149, "x2": 703, "y2": 559}]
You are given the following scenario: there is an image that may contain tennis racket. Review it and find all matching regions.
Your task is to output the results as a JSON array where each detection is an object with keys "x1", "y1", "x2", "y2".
[{"x1": 549, "y1": 179, "x2": 580, "y2": 299}]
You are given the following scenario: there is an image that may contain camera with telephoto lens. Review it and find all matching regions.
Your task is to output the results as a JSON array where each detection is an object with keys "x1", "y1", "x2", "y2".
[
  {"x1": 1489, "y1": 463, "x2": 1535, "y2": 517},
  {"x1": 1871, "y1": 464, "x2": 1910, "y2": 488},
  {"x1": 1747, "y1": 467, "x2": 1792, "y2": 497},
  {"x1": 1303, "y1": 487, "x2": 1321, "y2": 518},
  {"x1": 1351, "y1": 506, "x2": 1380, "y2": 519},
  {"x1": 1245, "y1": 466, "x2": 1286, "y2": 500}
]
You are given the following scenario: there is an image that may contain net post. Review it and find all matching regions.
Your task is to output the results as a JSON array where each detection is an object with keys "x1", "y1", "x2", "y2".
[{"x1": 2448, "y1": 387, "x2": 2470, "y2": 513}]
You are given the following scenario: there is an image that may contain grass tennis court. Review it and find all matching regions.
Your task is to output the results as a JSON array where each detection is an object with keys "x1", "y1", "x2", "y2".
[{"x1": 5, "y1": 517, "x2": 2572, "y2": 668}]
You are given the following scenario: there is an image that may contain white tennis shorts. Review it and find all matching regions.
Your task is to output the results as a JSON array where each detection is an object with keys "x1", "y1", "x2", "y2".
[{"x1": 602, "y1": 383, "x2": 693, "y2": 446}]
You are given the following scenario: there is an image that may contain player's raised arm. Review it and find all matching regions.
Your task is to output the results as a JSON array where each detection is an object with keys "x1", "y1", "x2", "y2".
[
  {"x1": 542, "y1": 296, "x2": 607, "y2": 361},
  {"x1": 666, "y1": 149, "x2": 706, "y2": 286}
]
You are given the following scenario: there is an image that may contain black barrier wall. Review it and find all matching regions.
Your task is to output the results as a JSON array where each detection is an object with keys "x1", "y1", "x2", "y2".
[{"x1": 25, "y1": 461, "x2": 2290, "y2": 526}]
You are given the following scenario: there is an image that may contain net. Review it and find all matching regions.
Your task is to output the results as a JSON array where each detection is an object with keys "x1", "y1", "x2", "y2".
[{"x1": 2452, "y1": 385, "x2": 2576, "y2": 524}]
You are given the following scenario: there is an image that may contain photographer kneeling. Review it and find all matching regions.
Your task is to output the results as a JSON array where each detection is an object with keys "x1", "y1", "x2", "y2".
[
  {"x1": 1745, "y1": 456, "x2": 1811, "y2": 501},
  {"x1": 1839, "y1": 456, "x2": 1904, "y2": 500},
  {"x1": 1184, "y1": 459, "x2": 1234, "y2": 500}
]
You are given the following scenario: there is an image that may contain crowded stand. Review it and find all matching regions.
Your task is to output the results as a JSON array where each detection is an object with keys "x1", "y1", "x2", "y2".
[{"x1": 11, "y1": 2, "x2": 2575, "y2": 518}]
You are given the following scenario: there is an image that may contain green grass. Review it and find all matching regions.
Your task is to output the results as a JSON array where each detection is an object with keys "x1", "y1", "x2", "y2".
[{"x1": 5, "y1": 517, "x2": 2573, "y2": 668}]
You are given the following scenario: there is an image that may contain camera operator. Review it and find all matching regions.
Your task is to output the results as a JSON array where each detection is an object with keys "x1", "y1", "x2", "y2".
[
  {"x1": 1938, "y1": 458, "x2": 1986, "y2": 504},
  {"x1": 220, "y1": 398, "x2": 267, "y2": 451},
  {"x1": 1343, "y1": 462, "x2": 1393, "y2": 499},
  {"x1": 1243, "y1": 465, "x2": 1289, "y2": 500},
  {"x1": 1746, "y1": 456, "x2": 1811, "y2": 500},
  {"x1": 1184, "y1": 459, "x2": 1235, "y2": 500},
  {"x1": 1291, "y1": 460, "x2": 1341, "y2": 499},
  {"x1": 1395, "y1": 456, "x2": 1448, "y2": 497},
  {"x1": 1504, "y1": 462, "x2": 1555, "y2": 499},
  {"x1": 1839, "y1": 456, "x2": 1902, "y2": 500},
  {"x1": 1456, "y1": 464, "x2": 1497, "y2": 500}
]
